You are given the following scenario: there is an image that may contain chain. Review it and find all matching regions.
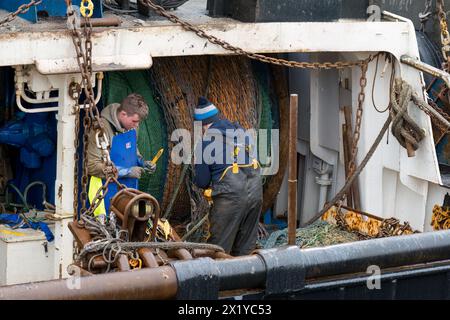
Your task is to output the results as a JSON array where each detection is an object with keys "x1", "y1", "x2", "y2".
[
  {"x1": 141, "y1": 0, "x2": 371, "y2": 71},
  {"x1": 348, "y1": 63, "x2": 369, "y2": 175},
  {"x1": 432, "y1": 204, "x2": 450, "y2": 230},
  {"x1": 67, "y1": 5, "x2": 121, "y2": 219},
  {"x1": 0, "y1": 0, "x2": 42, "y2": 26},
  {"x1": 71, "y1": 82, "x2": 82, "y2": 218},
  {"x1": 422, "y1": 97, "x2": 450, "y2": 133},
  {"x1": 438, "y1": 0, "x2": 450, "y2": 66}
]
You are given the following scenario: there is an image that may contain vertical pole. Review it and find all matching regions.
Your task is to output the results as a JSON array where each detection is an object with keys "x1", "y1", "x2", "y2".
[
  {"x1": 288, "y1": 94, "x2": 298, "y2": 245},
  {"x1": 54, "y1": 74, "x2": 77, "y2": 279}
]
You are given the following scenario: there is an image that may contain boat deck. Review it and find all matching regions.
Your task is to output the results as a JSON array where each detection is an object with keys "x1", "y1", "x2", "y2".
[{"x1": 0, "y1": 0, "x2": 233, "y2": 33}]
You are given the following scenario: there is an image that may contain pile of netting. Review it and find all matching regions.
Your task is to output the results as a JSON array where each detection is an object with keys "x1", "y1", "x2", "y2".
[
  {"x1": 258, "y1": 206, "x2": 419, "y2": 250},
  {"x1": 257, "y1": 220, "x2": 360, "y2": 249}
]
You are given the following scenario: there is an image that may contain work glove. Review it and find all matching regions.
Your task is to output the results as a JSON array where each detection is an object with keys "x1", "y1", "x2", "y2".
[
  {"x1": 144, "y1": 161, "x2": 157, "y2": 174},
  {"x1": 118, "y1": 166, "x2": 145, "y2": 179}
]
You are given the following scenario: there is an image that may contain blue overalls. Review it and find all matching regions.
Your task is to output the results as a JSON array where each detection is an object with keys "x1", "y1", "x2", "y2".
[{"x1": 88, "y1": 129, "x2": 140, "y2": 217}]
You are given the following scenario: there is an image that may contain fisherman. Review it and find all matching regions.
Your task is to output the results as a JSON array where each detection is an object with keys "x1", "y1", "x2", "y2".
[
  {"x1": 86, "y1": 93, "x2": 156, "y2": 222},
  {"x1": 193, "y1": 97, "x2": 263, "y2": 256}
]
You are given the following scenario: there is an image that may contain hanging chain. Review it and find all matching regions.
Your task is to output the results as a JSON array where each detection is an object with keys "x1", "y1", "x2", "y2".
[
  {"x1": 438, "y1": 0, "x2": 450, "y2": 67},
  {"x1": 141, "y1": 0, "x2": 372, "y2": 71},
  {"x1": 348, "y1": 63, "x2": 369, "y2": 175},
  {"x1": 67, "y1": 4, "x2": 122, "y2": 219},
  {"x1": 70, "y1": 81, "x2": 82, "y2": 218},
  {"x1": 0, "y1": 0, "x2": 42, "y2": 26}
]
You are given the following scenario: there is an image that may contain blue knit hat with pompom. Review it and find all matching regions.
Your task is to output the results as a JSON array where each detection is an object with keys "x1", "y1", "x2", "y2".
[{"x1": 194, "y1": 97, "x2": 220, "y2": 124}]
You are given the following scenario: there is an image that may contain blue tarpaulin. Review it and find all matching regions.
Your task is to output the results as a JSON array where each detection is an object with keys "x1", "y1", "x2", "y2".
[{"x1": 0, "y1": 214, "x2": 54, "y2": 242}]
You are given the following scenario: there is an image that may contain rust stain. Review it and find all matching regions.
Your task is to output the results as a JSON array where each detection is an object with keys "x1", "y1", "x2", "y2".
[{"x1": 58, "y1": 184, "x2": 63, "y2": 200}]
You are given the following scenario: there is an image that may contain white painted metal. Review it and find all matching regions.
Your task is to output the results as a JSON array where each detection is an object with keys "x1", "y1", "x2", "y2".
[
  {"x1": 0, "y1": 21, "x2": 420, "y2": 71},
  {"x1": 0, "y1": 225, "x2": 54, "y2": 286},
  {"x1": 52, "y1": 73, "x2": 80, "y2": 280}
]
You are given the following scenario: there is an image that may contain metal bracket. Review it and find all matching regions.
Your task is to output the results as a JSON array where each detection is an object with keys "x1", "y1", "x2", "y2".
[
  {"x1": 170, "y1": 257, "x2": 220, "y2": 300},
  {"x1": 256, "y1": 246, "x2": 305, "y2": 297}
]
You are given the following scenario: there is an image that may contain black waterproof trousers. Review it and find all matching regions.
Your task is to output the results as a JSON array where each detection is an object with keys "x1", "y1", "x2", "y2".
[{"x1": 208, "y1": 167, "x2": 263, "y2": 256}]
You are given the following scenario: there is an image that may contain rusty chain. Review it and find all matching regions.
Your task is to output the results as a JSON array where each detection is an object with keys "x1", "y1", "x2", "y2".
[
  {"x1": 0, "y1": 0, "x2": 42, "y2": 26},
  {"x1": 71, "y1": 82, "x2": 82, "y2": 218},
  {"x1": 431, "y1": 204, "x2": 450, "y2": 230},
  {"x1": 67, "y1": 5, "x2": 122, "y2": 219},
  {"x1": 330, "y1": 207, "x2": 415, "y2": 238},
  {"x1": 348, "y1": 63, "x2": 368, "y2": 175},
  {"x1": 141, "y1": 0, "x2": 373, "y2": 71},
  {"x1": 424, "y1": 97, "x2": 450, "y2": 133}
]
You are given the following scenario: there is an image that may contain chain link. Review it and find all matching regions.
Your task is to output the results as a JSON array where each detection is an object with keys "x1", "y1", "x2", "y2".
[{"x1": 0, "y1": 0, "x2": 42, "y2": 26}]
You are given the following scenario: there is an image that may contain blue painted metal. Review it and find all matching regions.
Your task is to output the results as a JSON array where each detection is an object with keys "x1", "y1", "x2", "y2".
[
  {"x1": 103, "y1": 129, "x2": 140, "y2": 214},
  {"x1": 263, "y1": 209, "x2": 287, "y2": 229},
  {"x1": 0, "y1": 108, "x2": 57, "y2": 209},
  {"x1": 0, "y1": 112, "x2": 56, "y2": 169},
  {"x1": 0, "y1": 0, "x2": 103, "y2": 23}
]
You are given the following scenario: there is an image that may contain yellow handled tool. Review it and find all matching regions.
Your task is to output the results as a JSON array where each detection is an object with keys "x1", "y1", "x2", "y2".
[{"x1": 151, "y1": 148, "x2": 164, "y2": 165}]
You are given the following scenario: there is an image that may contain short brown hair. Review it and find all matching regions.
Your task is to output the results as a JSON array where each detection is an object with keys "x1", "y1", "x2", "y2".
[{"x1": 118, "y1": 93, "x2": 149, "y2": 120}]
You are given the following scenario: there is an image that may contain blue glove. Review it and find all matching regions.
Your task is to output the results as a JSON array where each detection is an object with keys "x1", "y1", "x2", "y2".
[
  {"x1": 117, "y1": 166, "x2": 145, "y2": 179},
  {"x1": 144, "y1": 161, "x2": 157, "y2": 174}
]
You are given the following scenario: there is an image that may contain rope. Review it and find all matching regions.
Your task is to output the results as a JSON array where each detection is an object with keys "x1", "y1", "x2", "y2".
[
  {"x1": 390, "y1": 79, "x2": 426, "y2": 152},
  {"x1": 181, "y1": 212, "x2": 209, "y2": 241}
]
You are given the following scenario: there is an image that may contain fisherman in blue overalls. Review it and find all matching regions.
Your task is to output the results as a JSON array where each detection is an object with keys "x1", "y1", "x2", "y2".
[
  {"x1": 193, "y1": 97, "x2": 263, "y2": 256},
  {"x1": 86, "y1": 93, "x2": 156, "y2": 223}
]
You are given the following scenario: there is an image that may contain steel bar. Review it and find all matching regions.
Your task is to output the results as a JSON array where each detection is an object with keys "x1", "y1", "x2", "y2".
[
  {"x1": 80, "y1": 17, "x2": 122, "y2": 27},
  {"x1": 138, "y1": 248, "x2": 159, "y2": 268},
  {"x1": 0, "y1": 266, "x2": 177, "y2": 300},
  {"x1": 401, "y1": 55, "x2": 450, "y2": 90},
  {"x1": 288, "y1": 94, "x2": 298, "y2": 245},
  {"x1": 168, "y1": 248, "x2": 193, "y2": 260}
]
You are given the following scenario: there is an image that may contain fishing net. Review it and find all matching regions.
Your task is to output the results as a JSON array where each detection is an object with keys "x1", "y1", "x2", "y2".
[
  {"x1": 102, "y1": 56, "x2": 289, "y2": 226},
  {"x1": 150, "y1": 55, "x2": 259, "y2": 219},
  {"x1": 258, "y1": 220, "x2": 360, "y2": 249}
]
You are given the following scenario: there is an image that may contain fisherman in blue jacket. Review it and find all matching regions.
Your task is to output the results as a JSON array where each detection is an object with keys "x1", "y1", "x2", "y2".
[{"x1": 193, "y1": 97, "x2": 262, "y2": 256}]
